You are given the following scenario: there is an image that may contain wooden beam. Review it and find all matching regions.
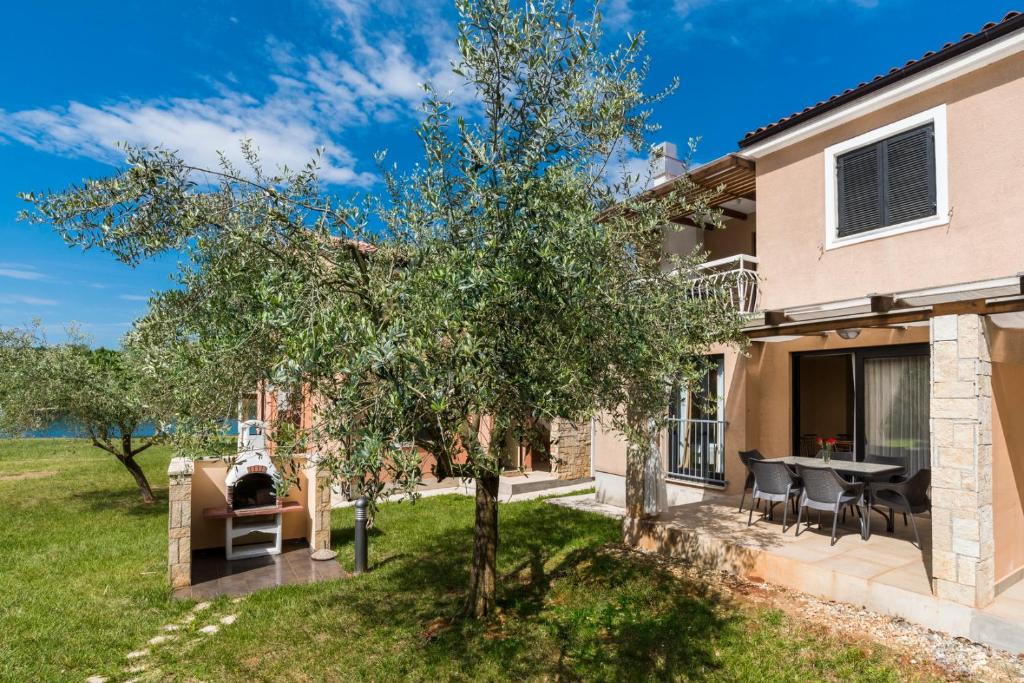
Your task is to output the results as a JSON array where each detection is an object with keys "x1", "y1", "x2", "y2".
[
  {"x1": 747, "y1": 310, "x2": 931, "y2": 339},
  {"x1": 933, "y1": 300, "x2": 988, "y2": 316},
  {"x1": 746, "y1": 297, "x2": 1024, "y2": 339},
  {"x1": 764, "y1": 310, "x2": 789, "y2": 326},
  {"x1": 869, "y1": 294, "x2": 896, "y2": 313},
  {"x1": 718, "y1": 207, "x2": 748, "y2": 221}
]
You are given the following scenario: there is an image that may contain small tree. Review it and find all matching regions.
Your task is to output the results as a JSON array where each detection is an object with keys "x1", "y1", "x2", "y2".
[
  {"x1": 21, "y1": 0, "x2": 745, "y2": 615},
  {"x1": 0, "y1": 325, "x2": 164, "y2": 503}
]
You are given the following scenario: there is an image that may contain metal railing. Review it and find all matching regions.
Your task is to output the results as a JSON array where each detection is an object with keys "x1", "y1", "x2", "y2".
[
  {"x1": 667, "y1": 418, "x2": 727, "y2": 485},
  {"x1": 688, "y1": 254, "x2": 760, "y2": 314}
]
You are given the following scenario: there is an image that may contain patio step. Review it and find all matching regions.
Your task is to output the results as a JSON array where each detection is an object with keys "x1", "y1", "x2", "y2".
[{"x1": 498, "y1": 473, "x2": 593, "y2": 497}]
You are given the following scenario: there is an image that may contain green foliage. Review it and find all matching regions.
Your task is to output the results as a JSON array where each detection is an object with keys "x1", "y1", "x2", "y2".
[
  {"x1": 0, "y1": 323, "x2": 172, "y2": 500},
  {"x1": 19, "y1": 0, "x2": 747, "y2": 607},
  {"x1": 19, "y1": 0, "x2": 742, "y2": 483},
  {"x1": 0, "y1": 323, "x2": 155, "y2": 444}
]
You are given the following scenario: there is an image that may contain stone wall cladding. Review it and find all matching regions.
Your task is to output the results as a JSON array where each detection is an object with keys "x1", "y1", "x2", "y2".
[
  {"x1": 167, "y1": 457, "x2": 193, "y2": 588},
  {"x1": 550, "y1": 418, "x2": 592, "y2": 480},
  {"x1": 930, "y1": 314, "x2": 995, "y2": 608},
  {"x1": 312, "y1": 465, "x2": 332, "y2": 550}
]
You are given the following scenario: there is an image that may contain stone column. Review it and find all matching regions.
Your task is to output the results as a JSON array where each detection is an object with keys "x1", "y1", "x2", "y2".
[
  {"x1": 929, "y1": 314, "x2": 995, "y2": 607},
  {"x1": 549, "y1": 418, "x2": 593, "y2": 481},
  {"x1": 167, "y1": 457, "x2": 193, "y2": 589},
  {"x1": 311, "y1": 463, "x2": 333, "y2": 551}
]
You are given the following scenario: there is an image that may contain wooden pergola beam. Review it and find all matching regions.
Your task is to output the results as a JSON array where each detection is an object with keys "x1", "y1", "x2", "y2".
[
  {"x1": 719, "y1": 207, "x2": 748, "y2": 221},
  {"x1": 869, "y1": 294, "x2": 896, "y2": 313},
  {"x1": 745, "y1": 297, "x2": 1024, "y2": 339}
]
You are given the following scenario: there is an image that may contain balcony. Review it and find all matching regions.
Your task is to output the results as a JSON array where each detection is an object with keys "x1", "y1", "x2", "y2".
[{"x1": 689, "y1": 254, "x2": 760, "y2": 315}]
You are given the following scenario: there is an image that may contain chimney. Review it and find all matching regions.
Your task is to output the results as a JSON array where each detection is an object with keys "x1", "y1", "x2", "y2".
[{"x1": 651, "y1": 141, "x2": 685, "y2": 186}]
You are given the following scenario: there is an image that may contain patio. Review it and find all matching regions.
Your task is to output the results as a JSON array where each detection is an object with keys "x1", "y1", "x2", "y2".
[{"x1": 623, "y1": 495, "x2": 1024, "y2": 653}]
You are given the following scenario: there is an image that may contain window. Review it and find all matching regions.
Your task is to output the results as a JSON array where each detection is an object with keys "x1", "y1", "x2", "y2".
[
  {"x1": 837, "y1": 123, "x2": 935, "y2": 236},
  {"x1": 668, "y1": 356, "x2": 725, "y2": 485},
  {"x1": 824, "y1": 105, "x2": 948, "y2": 248}
]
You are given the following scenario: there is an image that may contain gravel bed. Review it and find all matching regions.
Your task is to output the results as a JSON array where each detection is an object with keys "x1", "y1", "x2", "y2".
[{"x1": 612, "y1": 545, "x2": 1024, "y2": 682}]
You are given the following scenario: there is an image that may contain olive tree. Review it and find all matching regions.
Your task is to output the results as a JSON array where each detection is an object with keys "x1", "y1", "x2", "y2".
[
  {"x1": 0, "y1": 325, "x2": 165, "y2": 503},
  {"x1": 20, "y1": 0, "x2": 745, "y2": 616}
]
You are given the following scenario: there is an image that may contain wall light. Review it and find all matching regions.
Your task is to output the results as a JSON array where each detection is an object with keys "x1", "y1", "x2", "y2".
[{"x1": 836, "y1": 328, "x2": 861, "y2": 340}]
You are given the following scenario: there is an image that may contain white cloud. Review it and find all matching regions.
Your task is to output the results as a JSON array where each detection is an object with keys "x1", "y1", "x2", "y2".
[
  {"x1": 0, "y1": 294, "x2": 58, "y2": 306},
  {"x1": 0, "y1": 1, "x2": 474, "y2": 188},
  {"x1": 118, "y1": 294, "x2": 150, "y2": 301},
  {"x1": 0, "y1": 267, "x2": 47, "y2": 281},
  {"x1": 602, "y1": 0, "x2": 635, "y2": 31},
  {"x1": 0, "y1": 85, "x2": 375, "y2": 187}
]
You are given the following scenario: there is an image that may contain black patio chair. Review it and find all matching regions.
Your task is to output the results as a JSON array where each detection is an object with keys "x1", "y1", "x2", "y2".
[
  {"x1": 748, "y1": 460, "x2": 802, "y2": 532},
  {"x1": 795, "y1": 465, "x2": 867, "y2": 546},
  {"x1": 737, "y1": 449, "x2": 765, "y2": 513},
  {"x1": 869, "y1": 469, "x2": 931, "y2": 549}
]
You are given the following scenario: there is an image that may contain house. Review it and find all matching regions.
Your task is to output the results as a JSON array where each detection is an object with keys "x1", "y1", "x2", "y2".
[{"x1": 579, "y1": 11, "x2": 1024, "y2": 650}]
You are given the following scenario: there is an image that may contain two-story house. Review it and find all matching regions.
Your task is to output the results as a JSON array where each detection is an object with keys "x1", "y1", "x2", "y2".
[{"x1": 586, "y1": 11, "x2": 1024, "y2": 650}]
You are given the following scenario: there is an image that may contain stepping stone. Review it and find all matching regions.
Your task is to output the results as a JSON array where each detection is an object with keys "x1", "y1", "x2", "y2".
[
  {"x1": 220, "y1": 614, "x2": 237, "y2": 625},
  {"x1": 192, "y1": 601, "x2": 211, "y2": 612},
  {"x1": 126, "y1": 664, "x2": 148, "y2": 673},
  {"x1": 125, "y1": 649, "x2": 149, "y2": 660},
  {"x1": 231, "y1": 597, "x2": 244, "y2": 604},
  {"x1": 86, "y1": 676, "x2": 107, "y2": 683},
  {"x1": 161, "y1": 624, "x2": 180, "y2": 632},
  {"x1": 199, "y1": 624, "x2": 219, "y2": 635},
  {"x1": 148, "y1": 634, "x2": 175, "y2": 645}
]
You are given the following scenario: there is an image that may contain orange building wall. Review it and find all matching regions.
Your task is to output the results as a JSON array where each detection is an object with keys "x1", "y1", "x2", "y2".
[
  {"x1": 990, "y1": 325, "x2": 1024, "y2": 586},
  {"x1": 755, "y1": 53, "x2": 1024, "y2": 311}
]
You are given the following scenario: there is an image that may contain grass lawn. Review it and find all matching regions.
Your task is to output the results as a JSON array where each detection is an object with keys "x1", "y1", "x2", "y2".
[{"x1": 1, "y1": 439, "x2": 937, "y2": 682}]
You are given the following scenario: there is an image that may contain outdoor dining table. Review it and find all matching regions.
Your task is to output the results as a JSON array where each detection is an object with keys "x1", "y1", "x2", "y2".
[{"x1": 762, "y1": 456, "x2": 906, "y2": 540}]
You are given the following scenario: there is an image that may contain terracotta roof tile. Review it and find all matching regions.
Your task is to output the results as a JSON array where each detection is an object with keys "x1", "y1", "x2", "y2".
[{"x1": 739, "y1": 11, "x2": 1024, "y2": 148}]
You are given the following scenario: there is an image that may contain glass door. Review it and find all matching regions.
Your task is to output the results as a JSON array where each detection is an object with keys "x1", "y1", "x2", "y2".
[{"x1": 859, "y1": 351, "x2": 930, "y2": 473}]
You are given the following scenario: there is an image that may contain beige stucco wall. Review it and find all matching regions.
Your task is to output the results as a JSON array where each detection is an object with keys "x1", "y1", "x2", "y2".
[
  {"x1": 756, "y1": 52, "x2": 1024, "y2": 311},
  {"x1": 593, "y1": 329, "x2": 931, "y2": 501},
  {"x1": 190, "y1": 458, "x2": 311, "y2": 551},
  {"x1": 990, "y1": 325, "x2": 1024, "y2": 586},
  {"x1": 703, "y1": 214, "x2": 756, "y2": 262}
]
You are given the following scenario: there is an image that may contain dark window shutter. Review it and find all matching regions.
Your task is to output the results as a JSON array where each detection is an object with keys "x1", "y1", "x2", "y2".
[
  {"x1": 837, "y1": 144, "x2": 882, "y2": 237},
  {"x1": 884, "y1": 124, "x2": 935, "y2": 225},
  {"x1": 836, "y1": 122, "x2": 936, "y2": 239}
]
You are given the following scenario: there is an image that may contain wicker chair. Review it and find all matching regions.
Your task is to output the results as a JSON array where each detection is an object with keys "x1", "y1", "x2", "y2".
[
  {"x1": 737, "y1": 449, "x2": 765, "y2": 513},
  {"x1": 869, "y1": 469, "x2": 931, "y2": 549},
  {"x1": 795, "y1": 465, "x2": 867, "y2": 546},
  {"x1": 748, "y1": 460, "x2": 802, "y2": 532}
]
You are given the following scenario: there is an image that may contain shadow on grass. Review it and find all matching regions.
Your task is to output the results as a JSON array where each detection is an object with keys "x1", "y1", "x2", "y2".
[
  {"x1": 329, "y1": 501, "x2": 732, "y2": 681},
  {"x1": 330, "y1": 524, "x2": 385, "y2": 548},
  {"x1": 70, "y1": 486, "x2": 169, "y2": 516}
]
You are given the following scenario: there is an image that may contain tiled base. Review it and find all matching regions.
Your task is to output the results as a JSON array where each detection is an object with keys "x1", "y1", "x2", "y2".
[
  {"x1": 624, "y1": 497, "x2": 1024, "y2": 654},
  {"x1": 173, "y1": 539, "x2": 347, "y2": 600}
]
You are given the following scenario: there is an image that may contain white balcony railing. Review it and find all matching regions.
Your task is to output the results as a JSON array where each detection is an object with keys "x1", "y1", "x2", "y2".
[{"x1": 689, "y1": 254, "x2": 760, "y2": 315}]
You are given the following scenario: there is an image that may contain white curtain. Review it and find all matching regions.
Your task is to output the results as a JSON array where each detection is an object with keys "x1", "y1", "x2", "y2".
[{"x1": 863, "y1": 354, "x2": 930, "y2": 472}]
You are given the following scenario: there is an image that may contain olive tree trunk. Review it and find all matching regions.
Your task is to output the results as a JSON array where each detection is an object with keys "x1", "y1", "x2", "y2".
[
  {"x1": 467, "y1": 471, "x2": 500, "y2": 618},
  {"x1": 120, "y1": 453, "x2": 156, "y2": 504}
]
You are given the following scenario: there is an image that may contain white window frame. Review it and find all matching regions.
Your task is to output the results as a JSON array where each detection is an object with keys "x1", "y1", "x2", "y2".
[{"x1": 823, "y1": 104, "x2": 948, "y2": 250}]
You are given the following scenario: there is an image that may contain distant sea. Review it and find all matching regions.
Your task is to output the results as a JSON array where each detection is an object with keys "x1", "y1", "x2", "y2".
[{"x1": 5, "y1": 416, "x2": 238, "y2": 439}]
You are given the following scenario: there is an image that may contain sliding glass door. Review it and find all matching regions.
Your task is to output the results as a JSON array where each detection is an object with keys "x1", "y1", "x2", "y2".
[
  {"x1": 793, "y1": 344, "x2": 930, "y2": 472},
  {"x1": 860, "y1": 351, "x2": 930, "y2": 473}
]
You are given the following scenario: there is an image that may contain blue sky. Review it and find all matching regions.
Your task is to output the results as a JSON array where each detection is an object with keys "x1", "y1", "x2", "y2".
[{"x1": 0, "y1": 0, "x2": 1012, "y2": 346}]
